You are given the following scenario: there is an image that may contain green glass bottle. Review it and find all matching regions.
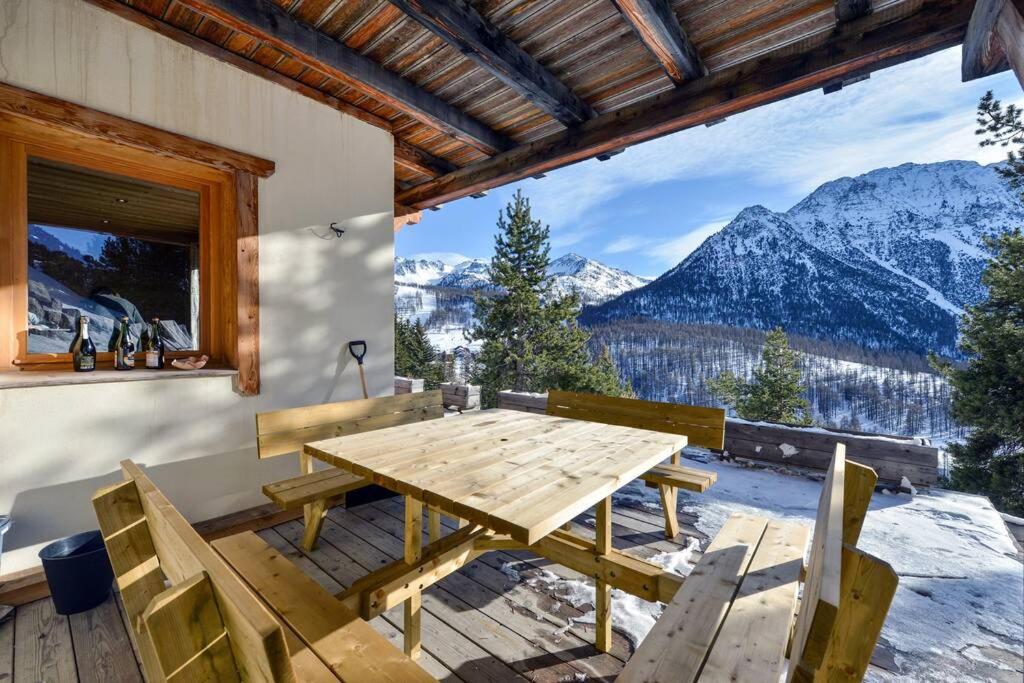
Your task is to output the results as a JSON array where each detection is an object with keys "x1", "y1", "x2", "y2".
[
  {"x1": 113, "y1": 317, "x2": 135, "y2": 370},
  {"x1": 144, "y1": 318, "x2": 165, "y2": 369}
]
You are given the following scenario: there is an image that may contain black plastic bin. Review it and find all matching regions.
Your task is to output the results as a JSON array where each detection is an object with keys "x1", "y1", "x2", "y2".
[{"x1": 38, "y1": 530, "x2": 114, "y2": 615}]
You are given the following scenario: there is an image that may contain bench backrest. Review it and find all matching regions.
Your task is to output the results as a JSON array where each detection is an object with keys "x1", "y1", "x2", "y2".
[
  {"x1": 256, "y1": 391, "x2": 445, "y2": 459},
  {"x1": 546, "y1": 390, "x2": 726, "y2": 450},
  {"x1": 788, "y1": 444, "x2": 897, "y2": 682},
  {"x1": 93, "y1": 460, "x2": 296, "y2": 682}
]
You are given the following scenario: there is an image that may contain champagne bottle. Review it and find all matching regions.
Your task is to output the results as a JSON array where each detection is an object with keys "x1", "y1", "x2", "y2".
[
  {"x1": 113, "y1": 316, "x2": 135, "y2": 370},
  {"x1": 145, "y1": 318, "x2": 165, "y2": 369},
  {"x1": 69, "y1": 315, "x2": 96, "y2": 372}
]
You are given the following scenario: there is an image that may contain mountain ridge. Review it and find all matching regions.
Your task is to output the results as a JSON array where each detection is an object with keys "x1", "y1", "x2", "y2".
[{"x1": 583, "y1": 160, "x2": 1024, "y2": 356}]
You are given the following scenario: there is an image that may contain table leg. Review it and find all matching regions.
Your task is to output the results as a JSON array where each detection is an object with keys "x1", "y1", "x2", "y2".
[
  {"x1": 404, "y1": 496, "x2": 423, "y2": 658},
  {"x1": 595, "y1": 495, "x2": 613, "y2": 652},
  {"x1": 428, "y1": 506, "x2": 441, "y2": 544}
]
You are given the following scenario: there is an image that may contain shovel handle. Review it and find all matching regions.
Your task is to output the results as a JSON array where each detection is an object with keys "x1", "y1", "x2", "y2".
[{"x1": 348, "y1": 340, "x2": 367, "y2": 364}]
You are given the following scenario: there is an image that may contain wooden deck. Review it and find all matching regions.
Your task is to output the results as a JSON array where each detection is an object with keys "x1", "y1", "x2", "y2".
[{"x1": 0, "y1": 494, "x2": 702, "y2": 682}]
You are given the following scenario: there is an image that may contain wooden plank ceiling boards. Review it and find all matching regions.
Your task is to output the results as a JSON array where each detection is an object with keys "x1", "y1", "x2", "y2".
[{"x1": 91, "y1": 0, "x2": 983, "y2": 213}]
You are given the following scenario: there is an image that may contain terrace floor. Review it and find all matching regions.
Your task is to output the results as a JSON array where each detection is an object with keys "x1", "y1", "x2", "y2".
[{"x1": 1, "y1": 461, "x2": 1021, "y2": 683}]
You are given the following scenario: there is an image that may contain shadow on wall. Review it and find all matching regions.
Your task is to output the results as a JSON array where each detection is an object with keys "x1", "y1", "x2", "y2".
[
  {"x1": 4, "y1": 446, "x2": 296, "y2": 559},
  {"x1": 259, "y1": 209, "x2": 395, "y2": 406}
]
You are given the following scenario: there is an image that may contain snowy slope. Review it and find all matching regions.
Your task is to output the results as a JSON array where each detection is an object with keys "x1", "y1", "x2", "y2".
[{"x1": 585, "y1": 161, "x2": 1024, "y2": 357}]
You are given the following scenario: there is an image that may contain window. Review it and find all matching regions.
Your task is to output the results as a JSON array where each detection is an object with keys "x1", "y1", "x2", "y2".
[
  {"x1": 27, "y1": 158, "x2": 201, "y2": 354},
  {"x1": 0, "y1": 91, "x2": 271, "y2": 393}
]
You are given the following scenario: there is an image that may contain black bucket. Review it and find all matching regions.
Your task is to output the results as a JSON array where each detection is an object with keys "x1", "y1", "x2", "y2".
[{"x1": 38, "y1": 530, "x2": 114, "y2": 615}]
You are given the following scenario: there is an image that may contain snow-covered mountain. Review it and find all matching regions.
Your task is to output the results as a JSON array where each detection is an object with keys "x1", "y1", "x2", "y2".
[
  {"x1": 394, "y1": 253, "x2": 649, "y2": 353},
  {"x1": 394, "y1": 253, "x2": 648, "y2": 303},
  {"x1": 584, "y1": 161, "x2": 1024, "y2": 357},
  {"x1": 393, "y1": 258, "x2": 451, "y2": 286},
  {"x1": 548, "y1": 253, "x2": 651, "y2": 305}
]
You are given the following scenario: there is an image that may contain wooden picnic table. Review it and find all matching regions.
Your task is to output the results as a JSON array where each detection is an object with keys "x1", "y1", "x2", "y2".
[{"x1": 304, "y1": 408, "x2": 688, "y2": 656}]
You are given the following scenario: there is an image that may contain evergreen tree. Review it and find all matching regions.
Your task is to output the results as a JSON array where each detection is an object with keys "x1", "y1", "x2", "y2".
[
  {"x1": 394, "y1": 316, "x2": 444, "y2": 389},
  {"x1": 470, "y1": 191, "x2": 625, "y2": 407},
  {"x1": 708, "y1": 328, "x2": 811, "y2": 424},
  {"x1": 930, "y1": 91, "x2": 1024, "y2": 515}
]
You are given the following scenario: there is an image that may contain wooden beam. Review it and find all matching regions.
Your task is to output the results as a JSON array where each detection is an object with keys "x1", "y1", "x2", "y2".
[
  {"x1": 532, "y1": 529, "x2": 683, "y2": 603},
  {"x1": 336, "y1": 525, "x2": 487, "y2": 619},
  {"x1": 234, "y1": 171, "x2": 260, "y2": 396},
  {"x1": 835, "y1": 0, "x2": 872, "y2": 23},
  {"x1": 82, "y1": 0, "x2": 391, "y2": 132},
  {"x1": 175, "y1": 0, "x2": 510, "y2": 155},
  {"x1": 963, "y1": 0, "x2": 1024, "y2": 85},
  {"x1": 394, "y1": 139, "x2": 457, "y2": 178},
  {"x1": 0, "y1": 82, "x2": 275, "y2": 178},
  {"x1": 394, "y1": 203, "x2": 423, "y2": 232},
  {"x1": 611, "y1": 0, "x2": 705, "y2": 84},
  {"x1": 389, "y1": 0, "x2": 595, "y2": 126},
  {"x1": 397, "y1": 0, "x2": 972, "y2": 209}
]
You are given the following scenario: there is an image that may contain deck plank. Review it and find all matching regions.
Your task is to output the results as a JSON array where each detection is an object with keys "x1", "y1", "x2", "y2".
[
  {"x1": 68, "y1": 594, "x2": 143, "y2": 683},
  {"x1": 347, "y1": 501, "x2": 625, "y2": 681},
  {"x1": 1, "y1": 611, "x2": 13, "y2": 683},
  {"x1": 13, "y1": 598, "x2": 76, "y2": 683},
  {"x1": 324, "y1": 505, "x2": 583, "y2": 682},
  {"x1": 367, "y1": 497, "x2": 638, "y2": 664}
]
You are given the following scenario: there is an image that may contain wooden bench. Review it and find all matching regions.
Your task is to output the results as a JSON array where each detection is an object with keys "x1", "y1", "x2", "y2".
[
  {"x1": 619, "y1": 444, "x2": 898, "y2": 683},
  {"x1": 546, "y1": 390, "x2": 723, "y2": 538},
  {"x1": 92, "y1": 459, "x2": 436, "y2": 682},
  {"x1": 256, "y1": 392, "x2": 445, "y2": 550}
]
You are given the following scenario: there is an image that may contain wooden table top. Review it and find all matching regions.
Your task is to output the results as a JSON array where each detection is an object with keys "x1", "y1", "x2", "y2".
[{"x1": 304, "y1": 408, "x2": 687, "y2": 544}]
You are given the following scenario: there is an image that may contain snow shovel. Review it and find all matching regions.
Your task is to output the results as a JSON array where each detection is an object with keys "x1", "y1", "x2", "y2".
[{"x1": 348, "y1": 340, "x2": 369, "y2": 399}]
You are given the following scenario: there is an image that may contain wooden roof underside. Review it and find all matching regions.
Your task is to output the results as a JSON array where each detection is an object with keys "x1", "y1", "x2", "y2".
[{"x1": 90, "y1": 0, "x2": 980, "y2": 213}]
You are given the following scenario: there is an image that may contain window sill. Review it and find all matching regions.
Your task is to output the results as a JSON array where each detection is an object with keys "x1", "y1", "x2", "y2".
[{"x1": 0, "y1": 367, "x2": 238, "y2": 391}]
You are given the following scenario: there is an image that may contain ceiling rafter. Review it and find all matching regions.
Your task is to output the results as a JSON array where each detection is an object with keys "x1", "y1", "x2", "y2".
[
  {"x1": 387, "y1": 0, "x2": 596, "y2": 126},
  {"x1": 835, "y1": 0, "x2": 873, "y2": 23},
  {"x1": 174, "y1": 0, "x2": 512, "y2": 154},
  {"x1": 611, "y1": 0, "x2": 705, "y2": 84},
  {"x1": 397, "y1": 0, "x2": 972, "y2": 210}
]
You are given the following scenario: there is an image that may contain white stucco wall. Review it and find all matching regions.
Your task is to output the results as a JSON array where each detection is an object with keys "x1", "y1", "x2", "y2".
[{"x1": 0, "y1": 0, "x2": 395, "y2": 573}]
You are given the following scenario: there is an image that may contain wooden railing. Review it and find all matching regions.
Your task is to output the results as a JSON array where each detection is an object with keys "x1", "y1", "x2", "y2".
[
  {"x1": 497, "y1": 391, "x2": 940, "y2": 486},
  {"x1": 395, "y1": 378, "x2": 481, "y2": 412}
]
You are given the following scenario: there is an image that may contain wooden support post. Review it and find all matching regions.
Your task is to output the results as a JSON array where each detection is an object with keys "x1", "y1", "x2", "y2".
[
  {"x1": 595, "y1": 497, "x2": 613, "y2": 652},
  {"x1": 658, "y1": 484, "x2": 679, "y2": 539},
  {"x1": 298, "y1": 451, "x2": 323, "y2": 551},
  {"x1": 428, "y1": 507, "x2": 441, "y2": 544},
  {"x1": 404, "y1": 496, "x2": 424, "y2": 659}
]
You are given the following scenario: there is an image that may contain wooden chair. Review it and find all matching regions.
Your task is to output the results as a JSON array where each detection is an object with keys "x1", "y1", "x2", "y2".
[
  {"x1": 546, "y1": 390, "x2": 723, "y2": 538},
  {"x1": 618, "y1": 444, "x2": 898, "y2": 683},
  {"x1": 256, "y1": 392, "x2": 445, "y2": 550},
  {"x1": 93, "y1": 460, "x2": 436, "y2": 682}
]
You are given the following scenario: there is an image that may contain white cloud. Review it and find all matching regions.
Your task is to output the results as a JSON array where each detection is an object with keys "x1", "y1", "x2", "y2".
[
  {"x1": 520, "y1": 48, "x2": 1022, "y2": 232},
  {"x1": 647, "y1": 219, "x2": 730, "y2": 266},
  {"x1": 603, "y1": 235, "x2": 651, "y2": 254}
]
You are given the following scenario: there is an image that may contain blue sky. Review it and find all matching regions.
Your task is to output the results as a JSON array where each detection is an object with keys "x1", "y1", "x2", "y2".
[{"x1": 397, "y1": 47, "x2": 1022, "y2": 278}]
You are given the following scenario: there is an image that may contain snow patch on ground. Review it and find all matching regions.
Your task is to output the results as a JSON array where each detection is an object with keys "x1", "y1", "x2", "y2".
[{"x1": 509, "y1": 459, "x2": 1022, "y2": 680}]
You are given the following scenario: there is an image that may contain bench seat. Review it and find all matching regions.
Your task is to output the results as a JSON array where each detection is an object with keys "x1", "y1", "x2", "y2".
[
  {"x1": 640, "y1": 462, "x2": 716, "y2": 492},
  {"x1": 620, "y1": 513, "x2": 807, "y2": 683},
  {"x1": 213, "y1": 531, "x2": 436, "y2": 683},
  {"x1": 263, "y1": 469, "x2": 368, "y2": 509}
]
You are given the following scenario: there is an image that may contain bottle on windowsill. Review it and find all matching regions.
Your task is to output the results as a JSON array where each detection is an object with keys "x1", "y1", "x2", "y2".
[
  {"x1": 144, "y1": 318, "x2": 165, "y2": 369},
  {"x1": 113, "y1": 316, "x2": 135, "y2": 371},
  {"x1": 69, "y1": 315, "x2": 96, "y2": 372}
]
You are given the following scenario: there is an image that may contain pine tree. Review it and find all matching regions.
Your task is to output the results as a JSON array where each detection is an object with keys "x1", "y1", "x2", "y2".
[
  {"x1": 708, "y1": 328, "x2": 811, "y2": 424},
  {"x1": 394, "y1": 316, "x2": 444, "y2": 389},
  {"x1": 470, "y1": 191, "x2": 625, "y2": 407},
  {"x1": 929, "y1": 91, "x2": 1024, "y2": 515}
]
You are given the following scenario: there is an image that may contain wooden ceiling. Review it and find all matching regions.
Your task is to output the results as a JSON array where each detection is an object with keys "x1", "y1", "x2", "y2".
[
  {"x1": 89, "y1": 0, "x2": 986, "y2": 215},
  {"x1": 28, "y1": 157, "x2": 200, "y2": 244}
]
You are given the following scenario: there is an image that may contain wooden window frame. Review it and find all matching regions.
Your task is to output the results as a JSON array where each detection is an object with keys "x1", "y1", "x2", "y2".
[{"x1": 0, "y1": 83, "x2": 273, "y2": 394}]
